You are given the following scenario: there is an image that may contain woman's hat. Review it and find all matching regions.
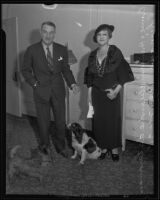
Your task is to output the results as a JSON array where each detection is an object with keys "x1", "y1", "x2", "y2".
[
  {"x1": 93, "y1": 24, "x2": 115, "y2": 42},
  {"x1": 105, "y1": 24, "x2": 114, "y2": 32}
]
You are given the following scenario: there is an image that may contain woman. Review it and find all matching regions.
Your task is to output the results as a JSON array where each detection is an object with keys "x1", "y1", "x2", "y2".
[{"x1": 84, "y1": 24, "x2": 134, "y2": 161}]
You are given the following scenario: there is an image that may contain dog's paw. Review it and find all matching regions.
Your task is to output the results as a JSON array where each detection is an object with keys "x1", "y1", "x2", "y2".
[
  {"x1": 71, "y1": 155, "x2": 76, "y2": 159},
  {"x1": 79, "y1": 161, "x2": 84, "y2": 165}
]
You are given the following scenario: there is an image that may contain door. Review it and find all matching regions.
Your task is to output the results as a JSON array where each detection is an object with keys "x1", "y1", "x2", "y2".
[{"x1": 3, "y1": 17, "x2": 22, "y2": 116}]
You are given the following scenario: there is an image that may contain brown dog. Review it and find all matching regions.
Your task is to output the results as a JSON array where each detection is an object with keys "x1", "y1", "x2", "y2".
[{"x1": 8, "y1": 145, "x2": 49, "y2": 184}]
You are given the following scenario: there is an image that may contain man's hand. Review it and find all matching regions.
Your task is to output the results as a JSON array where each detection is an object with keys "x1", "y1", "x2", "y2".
[
  {"x1": 33, "y1": 80, "x2": 40, "y2": 89},
  {"x1": 71, "y1": 84, "x2": 80, "y2": 94}
]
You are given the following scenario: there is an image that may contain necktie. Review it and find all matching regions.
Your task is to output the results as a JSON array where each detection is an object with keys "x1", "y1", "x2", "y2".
[{"x1": 46, "y1": 47, "x2": 54, "y2": 72}]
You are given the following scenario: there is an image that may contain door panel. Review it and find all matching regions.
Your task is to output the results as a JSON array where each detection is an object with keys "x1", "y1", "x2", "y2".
[{"x1": 3, "y1": 17, "x2": 22, "y2": 116}]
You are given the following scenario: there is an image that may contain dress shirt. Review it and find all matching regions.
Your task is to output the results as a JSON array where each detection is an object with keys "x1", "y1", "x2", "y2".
[{"x1": 42, "y1": 42, "x2": 53, "y2": 58}]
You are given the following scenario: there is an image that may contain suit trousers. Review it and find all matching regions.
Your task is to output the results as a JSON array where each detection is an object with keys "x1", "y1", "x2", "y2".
[{"x1": 34, "y1": 88, "x2": 66, "y2": 152}]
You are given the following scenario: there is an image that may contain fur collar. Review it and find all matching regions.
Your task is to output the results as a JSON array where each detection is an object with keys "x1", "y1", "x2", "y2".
[{"x1": 88, "y1": 45, "x2": 125, "y2": 74}]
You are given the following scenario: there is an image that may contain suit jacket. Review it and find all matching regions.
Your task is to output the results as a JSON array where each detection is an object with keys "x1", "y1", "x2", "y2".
[{"x1": 21, "y1": 41, "x2": 76, "y2": 101}]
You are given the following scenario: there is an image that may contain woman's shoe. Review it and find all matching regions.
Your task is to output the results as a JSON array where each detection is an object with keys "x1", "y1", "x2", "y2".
[
  {"x1": 99, "y1": 149, "x2": 110, "y2": 160},
  {"x1": 111, "y1": 154, "x2": 119, "y2": 162},
  {"x1": 99, "y1": 152, "x2": 107, "y2": 160}
]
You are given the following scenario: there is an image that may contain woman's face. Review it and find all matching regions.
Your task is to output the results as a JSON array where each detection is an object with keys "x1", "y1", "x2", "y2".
[{"x1": 96, "y1": 29, "x2": 110, "y2": 46}]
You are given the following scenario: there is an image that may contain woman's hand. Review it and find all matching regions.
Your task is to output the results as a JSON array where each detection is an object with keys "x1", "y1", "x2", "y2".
[
  {"x1": 71, "y1": 84, "x2": 80, "y2": 94},
  {"x1": 105, "y1": 89, "x2": 117, "y2": 100},
  {"x1": 105, "y1": 84, "x2": 122, "y2": 100}
]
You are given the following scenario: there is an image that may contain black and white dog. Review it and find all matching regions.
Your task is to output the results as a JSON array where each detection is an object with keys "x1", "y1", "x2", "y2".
[{"x1": 67, "y1": 123, "x2": 102, "y2": 164}]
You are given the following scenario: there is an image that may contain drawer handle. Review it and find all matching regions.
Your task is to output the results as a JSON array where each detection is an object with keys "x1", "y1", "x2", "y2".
[
  {"x1": 134, "y1": 91, "x2": 138, "y2": 95},
  {"x1": 146, "y1": 88, "x2": 153, "y2": 94},
  {"x1": 148, "y1": 99, "x2": 153, "y2": 108},
  {"x1": 148, "y1": 134, "x2": 152, "y2": 139},
  {"x1": 132, "y1": 109, "x2": 138, "y2": 113}
]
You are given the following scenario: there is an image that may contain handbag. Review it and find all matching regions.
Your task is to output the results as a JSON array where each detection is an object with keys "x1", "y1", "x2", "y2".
[{"x1": 87, "y1": 102, "x2": 94, "y2": 118}]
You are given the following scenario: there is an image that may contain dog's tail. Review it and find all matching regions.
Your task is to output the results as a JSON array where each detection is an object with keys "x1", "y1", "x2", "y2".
[{"x1": 10, "y1": 145, "x2": 21, "y2": 158}]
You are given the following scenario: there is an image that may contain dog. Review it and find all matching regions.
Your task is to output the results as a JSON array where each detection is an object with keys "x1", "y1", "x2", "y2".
[
  {"x1": 67, "y1": 122, "x2": 102, "y2": 164},
  {"x1": 8, "y1": 145, "x2": 47, "y2": 184}
]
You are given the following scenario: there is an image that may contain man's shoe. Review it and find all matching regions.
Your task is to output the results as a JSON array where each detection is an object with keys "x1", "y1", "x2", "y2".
[
  {"x1": 111, "y1": 154, "x2": 119, "y2": 162},
  {"x1": 40, "y1": 150, "x2": 53, "y2": 167},
  {"x1": 38, "y1": 145, "x2": 54, "y2": 164},
  {"x1": 55, "y1": 145, "x2": 69, "y2": 158},
  {"x1": 59, "y1": 150, "x2": 69, "y2": 158},
  {"x1": 38, "y1": 145, "x2": 48, "y2": 155}
]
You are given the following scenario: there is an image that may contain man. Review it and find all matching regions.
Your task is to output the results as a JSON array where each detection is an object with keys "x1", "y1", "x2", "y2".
[{"x1": 21, "y1": 21, "x2": 79, "y2": 164}]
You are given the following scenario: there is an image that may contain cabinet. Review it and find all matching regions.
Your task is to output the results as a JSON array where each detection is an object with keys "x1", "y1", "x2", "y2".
[{"x1": 122, "y1": 64, "x2": 153, "y2": 151}]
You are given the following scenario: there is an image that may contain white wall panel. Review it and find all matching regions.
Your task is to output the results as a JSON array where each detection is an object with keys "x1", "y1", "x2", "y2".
[{"x1": 2, "y1": 4, "x2": 154, "y2": 128}]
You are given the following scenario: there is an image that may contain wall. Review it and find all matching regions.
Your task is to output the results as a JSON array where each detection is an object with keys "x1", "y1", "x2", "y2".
[{"x1": 2, "y1": 4, "x2": 154, "y2": 127}]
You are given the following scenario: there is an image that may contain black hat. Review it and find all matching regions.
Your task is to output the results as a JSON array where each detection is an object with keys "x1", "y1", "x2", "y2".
[
  {"x1": 93, "y1": 24, "x2": 115, "y2": 42},
  {"x1": 102, "y1": 24, "x2": 114, "y2": 32}
]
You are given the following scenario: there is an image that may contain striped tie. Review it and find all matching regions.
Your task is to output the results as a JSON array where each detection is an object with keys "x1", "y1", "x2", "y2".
[{"x1": 46, "y1": 47, "x2": 54, "y2": 72}]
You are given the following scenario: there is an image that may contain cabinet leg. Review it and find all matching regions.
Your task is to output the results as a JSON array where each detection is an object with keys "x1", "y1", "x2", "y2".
[{"x1": 122, "y1": 138, "x2": 126, "y2": 151}]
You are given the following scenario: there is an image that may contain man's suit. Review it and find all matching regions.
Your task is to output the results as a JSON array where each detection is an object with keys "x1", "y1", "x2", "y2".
[{"x1": 22, "y1": 41, "x2": 76, "y2": 152}]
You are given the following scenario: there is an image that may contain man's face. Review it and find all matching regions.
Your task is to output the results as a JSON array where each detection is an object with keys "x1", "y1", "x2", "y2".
[{"x1": 40, "y1": 24, "x2": 56, "y2": 46}]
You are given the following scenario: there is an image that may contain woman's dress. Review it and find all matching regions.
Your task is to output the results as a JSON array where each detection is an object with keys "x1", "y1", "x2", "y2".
[{"x1": 84, "y1": 45, "x2": 134, "y2": 149}]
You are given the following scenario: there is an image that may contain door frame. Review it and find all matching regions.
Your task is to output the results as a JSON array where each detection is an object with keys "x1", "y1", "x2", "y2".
[{"x1": 3, "y1": 17, "x2": 22, "y2": 116}]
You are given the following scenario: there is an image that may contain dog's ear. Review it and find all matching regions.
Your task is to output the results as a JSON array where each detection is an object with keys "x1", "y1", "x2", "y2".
[
  {"x1": 75, "y1": 131, "x2": 83, "y2": 144},
  {"x1": 71, "y1": 123, "x2": 83, "y2": 143},
  {"x1": 83, "y1": 139, "x2": 96, "y2": 153},
  {"x1": 75, "y1": 123, "x2": 83, "y2": 133}
]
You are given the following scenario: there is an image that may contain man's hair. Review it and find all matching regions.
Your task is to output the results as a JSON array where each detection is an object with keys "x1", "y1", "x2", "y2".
[{"x1": 41, "y1": 21, "x2": 56, "y2": 29}]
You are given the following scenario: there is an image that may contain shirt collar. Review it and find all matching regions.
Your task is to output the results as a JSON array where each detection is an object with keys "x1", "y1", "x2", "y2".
[{"x1": 41, "y1": 41, "x2": 53, "y2": 50}]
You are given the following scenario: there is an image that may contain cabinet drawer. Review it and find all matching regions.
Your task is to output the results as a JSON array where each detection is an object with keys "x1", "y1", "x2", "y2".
[
  {"x1": 131, "y1": 66, "x2": 153, "y2": 74},
  {"x1": 125, "y1": 100, "x2": 153, "y2": 121},
  {"x1": 134, "y1": 73, "x2": 153, "y2": 83},
  {"x1": 124, "y1": 119, "x2": 153, "y2": 144},
  {"x1": 125, "y1": 84, "x2": 153, "y2": 101}
]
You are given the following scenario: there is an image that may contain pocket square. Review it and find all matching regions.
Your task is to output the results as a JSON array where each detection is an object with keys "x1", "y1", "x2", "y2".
[{"x1": 58, "y1": 56, "x2": 63, "y2": 61}]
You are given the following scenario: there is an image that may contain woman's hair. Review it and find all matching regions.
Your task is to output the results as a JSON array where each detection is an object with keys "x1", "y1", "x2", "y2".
[
  {"x1": 93, "y1": 24, "x2": 114, "y2": 43},
  {"x1": 41, "y1": 21, "x2": 56, "y2": 29}
]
